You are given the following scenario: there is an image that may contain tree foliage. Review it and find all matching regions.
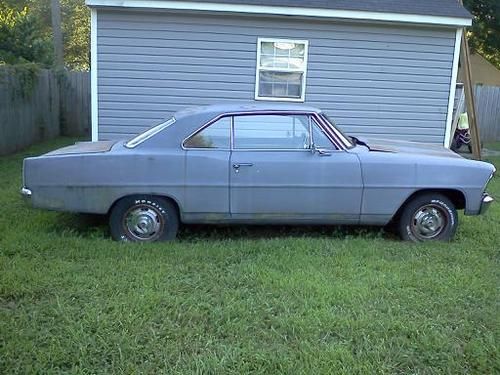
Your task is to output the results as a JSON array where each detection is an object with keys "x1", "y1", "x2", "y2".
[
  {"x1": 62, "y1": 0, "x2": 90, "y2": 70},
  {"x1": 0, "y1": 2, "x2": 52, "y2": 66},
  {"x1": 0, "y1": 0, "x2": 498, "y2": 71},
  {"x1": 463, "y1": 0, "x2": 500, "y2": 68},
  {"x1": 0, "y1": 0, "x2": 89, "y2": 69},
  {"x1": 27, "y1": 0, "x2": 90, "y2": 70}
]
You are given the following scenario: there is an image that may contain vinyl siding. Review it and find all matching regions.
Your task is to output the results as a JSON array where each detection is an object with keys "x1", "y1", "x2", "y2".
[{"x1": 97, "y1": 10, "x2": 456, "y2": 142}]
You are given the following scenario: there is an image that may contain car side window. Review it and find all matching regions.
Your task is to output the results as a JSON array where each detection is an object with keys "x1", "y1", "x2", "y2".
[
  {"x1": 233, "y1": 114, "x2": 310, "y2": 149},
  {"x1": 184, "y1": 117, "x2": 231, "y2": 149},
  {"x1": 311, "y1": 120, "x2": 335, "y2": 149}
]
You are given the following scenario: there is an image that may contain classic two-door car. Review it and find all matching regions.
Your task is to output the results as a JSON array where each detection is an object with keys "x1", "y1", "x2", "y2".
[{"x1": 22, "y1": 103, "x2": 495, "y2": 242}]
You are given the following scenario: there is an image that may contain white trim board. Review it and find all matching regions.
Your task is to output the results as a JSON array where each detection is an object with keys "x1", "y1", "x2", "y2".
[
  {"x1": 444, "y1": 28, "x2": 463, "y2": 148},
  {"x1": 90, "y1": 8, "x2": 98, "y2": 142},
  {"x1": 254, "y1": 38, "x2": 309, "y2": 102},
  {"x1": 85, "y1": 0, "x2": 472, "y2": 27}
]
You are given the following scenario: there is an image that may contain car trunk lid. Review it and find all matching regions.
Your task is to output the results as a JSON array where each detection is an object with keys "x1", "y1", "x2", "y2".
[{"x1": 43, "y1": 141, "x2": 116, "y2": 156}]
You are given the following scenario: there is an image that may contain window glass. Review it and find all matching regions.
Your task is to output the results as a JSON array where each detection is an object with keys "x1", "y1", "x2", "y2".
[
  {"x1": 233, "y1": 115, "x2": 310, "y2": 149},
  {"x1": 311, "y1": 121, "x2": 335, "y2": 149},
  {"x1": 260, "y1": 42, "x2": 305, "y2": 69},
  {"x1": 184, "y1": 117, "x2": 230, "y2": 149},
  {"x1": 256, "y1": 39, "x2": 309, "y2": 101},
  {"x1": 258, "y1": 71, "x2": 302, "y2": 99}
]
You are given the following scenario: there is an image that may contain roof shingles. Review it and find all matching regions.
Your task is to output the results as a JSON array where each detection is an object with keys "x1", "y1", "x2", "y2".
[{"x1": 189, "y1": 0, "x2": 471, "y2": 19}]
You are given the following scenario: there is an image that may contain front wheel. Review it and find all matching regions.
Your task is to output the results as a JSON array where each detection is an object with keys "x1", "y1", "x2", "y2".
[
  {"x1": 398, "y1": 193, "x2": 458, "y2": 242},
  {"x1": 109, "y1": 196, "x2": 179, "y2": 242}
]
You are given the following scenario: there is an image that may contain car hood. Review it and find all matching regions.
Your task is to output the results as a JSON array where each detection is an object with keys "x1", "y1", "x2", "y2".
[
  {"x1": 355, "y1": 137, "x2": 462, "y2": 159},
  {"x1": 43, "y1": 141, "x2": 117, "y2": 156}
]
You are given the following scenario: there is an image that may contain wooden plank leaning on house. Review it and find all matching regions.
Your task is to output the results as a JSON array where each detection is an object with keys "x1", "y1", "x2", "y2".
[
  {"x1": 450, "y1": 85, "x2": 465, "y2": 146},
  {"x1": 458, "y1": 18, "x2": 482, "y2": 159}
]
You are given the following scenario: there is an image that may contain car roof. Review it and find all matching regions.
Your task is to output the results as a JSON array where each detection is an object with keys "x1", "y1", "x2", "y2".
[{"x1": 173, "y1": 102, "x2": 322, "y2": 119}]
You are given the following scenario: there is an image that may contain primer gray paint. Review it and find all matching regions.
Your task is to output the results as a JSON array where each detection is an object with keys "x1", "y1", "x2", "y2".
[
  {"x1": 96, "y1": 10, "x2": 456, "y2": 143},
  {"x1": 23, "y1": 104, "x2": 495, "y2": 224}
]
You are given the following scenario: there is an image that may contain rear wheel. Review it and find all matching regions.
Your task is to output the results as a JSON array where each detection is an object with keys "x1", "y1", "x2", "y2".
[
  {"x1": 398, "y1": 193, "x2": 458, "y2": 242},
  {"x1": 109, "y1": 196, "x2": 179, "y2": 242}
]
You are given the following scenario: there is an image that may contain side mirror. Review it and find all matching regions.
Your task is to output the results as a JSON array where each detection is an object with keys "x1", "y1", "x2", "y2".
[{"x1": 311, "y1": 143, "x2": 331, "y2": 156}]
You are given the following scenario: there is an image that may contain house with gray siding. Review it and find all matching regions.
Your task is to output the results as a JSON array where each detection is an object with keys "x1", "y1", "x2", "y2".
[{"x1": 86, "y1": 0, "x2": 471, "y2": 145}]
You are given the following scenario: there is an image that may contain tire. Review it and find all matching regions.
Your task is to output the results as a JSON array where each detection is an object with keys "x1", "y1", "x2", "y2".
[
  {"x1": 109, "y1": 195, "x2": 179, "y2": 242},
  {"x1": 398, "y1": 193, "x2": 458, "y2": 242}
]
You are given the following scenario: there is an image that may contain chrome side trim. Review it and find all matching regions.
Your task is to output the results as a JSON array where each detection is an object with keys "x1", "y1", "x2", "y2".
[
  {"x1": 230, "y1": 115, "x2": 234, "y2": 150},
  {"x1": 182, "y1": 110, "x2": 346, "y2": 151},
  {"x1": 317, "y1": 113, "x2": 353, "y2": 149},
  {"x1": 311, "y1": 114, "x2": 344, "y2": 150},
  {"x1": 479, "y1": 193, "x2": 494, "y2": 215},
  {"x1": 182, "y1": 113, "x2": 232, "y2": 151},
  {"x1": 125, "y1": 117, "x2": 176, "y2": 149},
  {"x1": 231, "y1": 148, "x2": 316, "y2": 152}
]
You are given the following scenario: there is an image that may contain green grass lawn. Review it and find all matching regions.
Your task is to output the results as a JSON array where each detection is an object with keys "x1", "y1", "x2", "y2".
[
  {"x1": 1, "y1": 138, "x2": 499, "y2": 374},
  {"x1": 485, "y1": 142, "x2": 500, "y2": 152}
]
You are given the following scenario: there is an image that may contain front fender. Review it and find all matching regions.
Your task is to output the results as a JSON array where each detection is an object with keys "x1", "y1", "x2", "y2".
[{"x1": 358, "y1": 152, "x2": 495, "y2": 224}]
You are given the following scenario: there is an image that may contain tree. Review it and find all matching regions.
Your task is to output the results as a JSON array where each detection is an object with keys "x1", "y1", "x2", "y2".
[
  {"x1": 51, "y1": 0, "x2": 64, "y2": 67},
  {"x1": 2, "y1": 0, "x2": 498, "y2": 71},
  {"x1": 61, "y1": 0, "x2": 90, "y2": 70},
  {"x1": 463, "y1": 0, "x2": 500, "y2": 69},
  {"x1": 26, "y1": 0, "x2": 90, "y2": 70},
  {"x1": 0, "y1": 0, "x2": 89, "y2": 69},
  {"x1": 0, "y1": 1, "x2": 53, "y2": 66}
]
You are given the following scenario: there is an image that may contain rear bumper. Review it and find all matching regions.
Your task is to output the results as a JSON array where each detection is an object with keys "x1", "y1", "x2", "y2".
[{"x1": 479, "y1": 193, "x2": 494, "y2": 215}]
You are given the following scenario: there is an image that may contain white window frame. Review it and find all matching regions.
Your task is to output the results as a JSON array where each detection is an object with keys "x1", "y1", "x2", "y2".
[{"x1": 255, "y1": 38, "x2": 309, "y2": 102}]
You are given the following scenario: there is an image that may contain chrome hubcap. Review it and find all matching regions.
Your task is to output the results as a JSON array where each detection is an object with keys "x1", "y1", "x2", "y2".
[
  {"x1": 124, "y1": 205, "x2": 164, "y2": 241},
  {"x1": 411, "y1": 205, "x2": 446, "y2": 240}
]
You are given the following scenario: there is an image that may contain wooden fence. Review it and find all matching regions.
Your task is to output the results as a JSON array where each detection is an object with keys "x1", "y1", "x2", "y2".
[
  {"x1": 0, "y1": 69, "x2": 60, "y2": 155},
  {"x1": 60, "y1": 71, "x2": 91, "y2": 137},
  {"x1": 1, "y1": 69, "x2": 499, "y2": 156},
  {"x1": 0, "y1": 68, "x2": 90, "y2": 156},
  {"x1": 474, "y1": 85, "x2": 500, "y2": 142},
  {"x1": 454, "y1": 84, "x2": 500, "y2": 142}
]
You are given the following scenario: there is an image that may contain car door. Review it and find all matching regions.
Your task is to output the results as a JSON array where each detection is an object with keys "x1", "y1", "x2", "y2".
[
  {"x1": 183, "y1": 116, "x2": 231, "y2": 221},
  {"x1": 229, "y1": 114, "x2": 363, "y2": 223}
]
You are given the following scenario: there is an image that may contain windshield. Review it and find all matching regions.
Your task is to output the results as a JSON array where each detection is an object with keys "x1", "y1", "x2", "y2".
[
  {"x1": 124, "y1": 117, "x2": 176, "y2": 148},
  {"x1": 320, "y1": 114, "x2": 354, "y2": 148}
]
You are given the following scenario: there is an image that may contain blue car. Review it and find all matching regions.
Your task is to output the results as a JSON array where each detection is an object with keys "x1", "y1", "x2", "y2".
[{"x1": 22, "y1": 103, "x2": 495, "y2": 242}]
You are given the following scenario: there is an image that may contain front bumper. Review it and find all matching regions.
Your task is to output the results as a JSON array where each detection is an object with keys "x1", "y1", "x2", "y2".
[{"x1": 479, "y1": 193, "x2": 494, "y2": 214}]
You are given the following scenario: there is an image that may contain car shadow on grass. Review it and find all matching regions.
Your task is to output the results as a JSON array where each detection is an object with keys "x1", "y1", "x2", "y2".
[
  {"x1": 179, "y1": 224, "x2": 398, "y2": 241},
  {"x1": 50, "y1": 212, "x2": 398, "y2": 241}
]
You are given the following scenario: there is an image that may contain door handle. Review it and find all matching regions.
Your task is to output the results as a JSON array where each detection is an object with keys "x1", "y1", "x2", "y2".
[{"x1": 232, "y1": 163, "x2": 253, "y2": 169}]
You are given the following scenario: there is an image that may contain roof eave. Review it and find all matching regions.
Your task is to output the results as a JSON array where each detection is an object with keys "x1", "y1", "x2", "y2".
[{"x1": 85, "y1": 0, "x2": 472, "y2": 27}]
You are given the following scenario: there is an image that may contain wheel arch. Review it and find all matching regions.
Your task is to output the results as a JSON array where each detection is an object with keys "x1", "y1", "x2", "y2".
[
  {"x1": 107, "y1": 193, "x2": 182, "y2": 220},
  {"x1": 391, "y1": 188, "x2": 466, "y2": 223}
]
